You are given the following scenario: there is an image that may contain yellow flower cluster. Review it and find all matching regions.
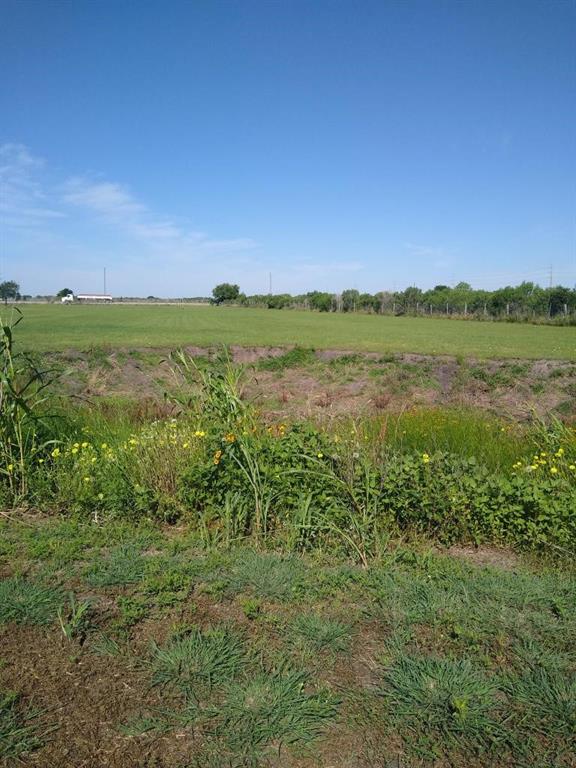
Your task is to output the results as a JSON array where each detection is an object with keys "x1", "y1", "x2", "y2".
[
  {"x1": 513, "y1": 447, "x2": 575, "y2": 476},
  {"x1": 266, "y1": 423, "x2": 287, "y2": 438}
]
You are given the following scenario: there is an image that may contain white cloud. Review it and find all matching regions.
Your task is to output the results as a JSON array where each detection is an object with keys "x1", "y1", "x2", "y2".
[
  {"x1": 61, "y1": 176, "x2": 257, "y2": 254},
  {"x1": 0, "y1": 143, "x2": 66, "y2": 227},
  {"x1": 2, "y1": 143, "x2": 260, "y2": 295}
]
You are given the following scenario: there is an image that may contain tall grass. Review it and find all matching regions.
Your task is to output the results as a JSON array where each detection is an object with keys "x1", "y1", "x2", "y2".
[
  {"x1": 346, "y1": 407, "x2": 530, "y2": 472},
  {"x1": 0, "y1": 308, "x2": 57, "y2": 498}
]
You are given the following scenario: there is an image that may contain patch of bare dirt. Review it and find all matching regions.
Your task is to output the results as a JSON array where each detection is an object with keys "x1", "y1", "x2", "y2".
[
  {"x1": 0, "y1": 625, "x2": 193, "y2": 768},
  {"x1": 446, "y1": 545, "x2": 520, "y2": 571},
  {"x1": 45, "y1": 347, "x2": 576, "y2": 424}
]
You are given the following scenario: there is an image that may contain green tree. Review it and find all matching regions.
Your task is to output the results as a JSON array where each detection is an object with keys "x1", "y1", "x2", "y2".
[
  {"x1": 0, "y1": 281, "x2": 20, "y2": 305},
  {"x1": 211, "y1": 283, "x2": 240, "y2": 305},
  {"x1": 56, "y1": 288, "x2": 73, "y2": 298},
  {"x1": 341, "y1": 288, "x2": 360, "y2": 312},
  {"x1": 306, "y1": 291, "x2": 334, "y2": 312}
]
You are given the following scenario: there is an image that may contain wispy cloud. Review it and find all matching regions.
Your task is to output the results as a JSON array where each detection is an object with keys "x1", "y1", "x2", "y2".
[
  {"x1": 2, "y1": 142, "x2": 259, "y2": 295},
  {"x1": 61, "y1": 176, "x2": 256, "y2": 253},
  {"x1": 0, "y1": 143, "x2": 66, "y2": 228}
]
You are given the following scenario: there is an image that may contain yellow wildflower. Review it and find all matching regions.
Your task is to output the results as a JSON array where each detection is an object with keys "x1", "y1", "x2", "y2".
[
  {"x1": 225, "y1": 433, "x2": 236, "y2": 443},
  {"x1": 317, "y1": 452, "x2": 324, "y2": 459},
  {"x1": 7, "y1": 464, "x2": 13, "y2": 473},
  {"x1": 182, "y1": 442, "x2": 190, "y2": 449},
  {"x1": 71, "y1": 447, "x2": 79, "y2": 454},
  {"x1": 51, "y1": 447, "x2": 61, "y2": 458},
  {"x1": 422, "y1": 453, "x2": 430, "y2": 464},
  {"x1": 550, "y1": 467, "x2": 558, "y2": 474}
]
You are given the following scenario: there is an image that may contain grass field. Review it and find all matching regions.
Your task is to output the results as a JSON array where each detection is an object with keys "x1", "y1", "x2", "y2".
[
  {"x1": 2, "y1": 305, "x2": 575, "y2": 767},
  {"x1": 12, "y1": 303, "x2": 576, "y2": 359},
  {"x1": 1, "y1": 516, "x2": 574, "y2": 768}
]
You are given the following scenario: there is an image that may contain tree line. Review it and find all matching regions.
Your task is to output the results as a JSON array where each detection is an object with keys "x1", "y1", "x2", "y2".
[{"x1": 212, "y1": 281, "x2": 576, "y2": 322}]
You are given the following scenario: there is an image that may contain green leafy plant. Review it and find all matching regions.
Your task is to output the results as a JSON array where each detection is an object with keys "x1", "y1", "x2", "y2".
[{"x1": 58, "y1": 593, "x2": 94, "y2": 642}]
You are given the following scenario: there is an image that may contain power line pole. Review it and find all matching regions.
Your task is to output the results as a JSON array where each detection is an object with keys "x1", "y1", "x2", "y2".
[{"x1": 269, "y1": 272, "x2": 272, "y2": 294}]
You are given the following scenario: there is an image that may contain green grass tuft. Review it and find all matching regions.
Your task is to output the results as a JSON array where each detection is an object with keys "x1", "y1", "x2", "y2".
[
  {"x1": 258, "y1": 346, "x2": 316, "y2": 371},
  {"x1": 84, "y1": 546, "x2": 147, "y2": 587},
  {"x1": 0, "y1": 577, "x2": 63, "y2": 625},
  {"x1": 290, "y1": 613, "x2": 353, "y2": 653},
  {"x1": 214, "y1": 668, "x2": 338, "y2": 758},
  {"x1": 506, "y1": 667, "x2": 576, "y2": 740},
  {"x1": 378, "y1": 656, "x2": 502, "y2": 758},
  {"x1": 225, "y1": 550, "x2": 306, "y2": 601},
  {"x1": 0, "y1": 691, "x2": 46, "y2": 761},
  {"x1": 150, "y1": 626, "x2": 247, "y2": 696}
]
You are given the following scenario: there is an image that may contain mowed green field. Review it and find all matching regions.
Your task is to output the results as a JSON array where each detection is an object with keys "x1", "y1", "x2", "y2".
[{"x1": 11, "y1": 303, "x2": 576, "y2": 359}]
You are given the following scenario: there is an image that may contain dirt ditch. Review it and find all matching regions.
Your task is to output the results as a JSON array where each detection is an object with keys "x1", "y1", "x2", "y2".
[{"x1": 46, "y1": 345, "x2": 576, "y2": 423}]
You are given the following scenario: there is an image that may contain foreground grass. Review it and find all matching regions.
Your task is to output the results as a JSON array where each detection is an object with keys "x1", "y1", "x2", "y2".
[
  {"x1": 0, "y1": 516, "x2": 574, "y2": 767},
  {"x1": 15, "y1": 303, "x2": 576, "y2": 359}
]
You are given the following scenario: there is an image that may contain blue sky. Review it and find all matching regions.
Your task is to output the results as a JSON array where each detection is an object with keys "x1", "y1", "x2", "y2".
[{"x1": 1, "y1": 0, "x2": 575, "y2": 297}]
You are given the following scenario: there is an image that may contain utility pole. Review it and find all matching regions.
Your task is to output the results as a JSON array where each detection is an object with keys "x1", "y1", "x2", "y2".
[
  {"x1": 268, "y1": 272, "x2": 272, "y2": 295},
  {"x1": 104, "y1": 267, "x2": 107, "y2": 295}
]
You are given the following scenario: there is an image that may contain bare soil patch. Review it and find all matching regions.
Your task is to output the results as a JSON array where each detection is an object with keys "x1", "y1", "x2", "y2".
[{"x1": 45, "y1": 346, "x2": 576, "y2": 424}]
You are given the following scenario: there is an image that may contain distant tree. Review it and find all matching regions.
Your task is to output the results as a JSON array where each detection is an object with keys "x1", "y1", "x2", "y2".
[
  {"x1": 267, "y1": 293, "x2": 292, "y2": 309},
  {"x1": 0, "y1": 280, "x2": 20, "y2": 304},
  {"x1": 397, "y1": 286, "x2": 423, "y2": 311},
  {"x1": 212, "y1": 283, "x2": 240, "y2": 304},
  {"x1": 341, "y1": 288, "x2": 360, "y2": 312},
  {"x1": 306, "y1": 291, "x2": 334, "y2": 312},
  {"x1": 374, "y1": 291, "x2": 394, "y2": 313},
  {"x1": 56, "y1": 288, "x2": 73, "y2": 298},
  {"x1": 547, "y1": 286, "x2": 574, "y2": 316}
]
